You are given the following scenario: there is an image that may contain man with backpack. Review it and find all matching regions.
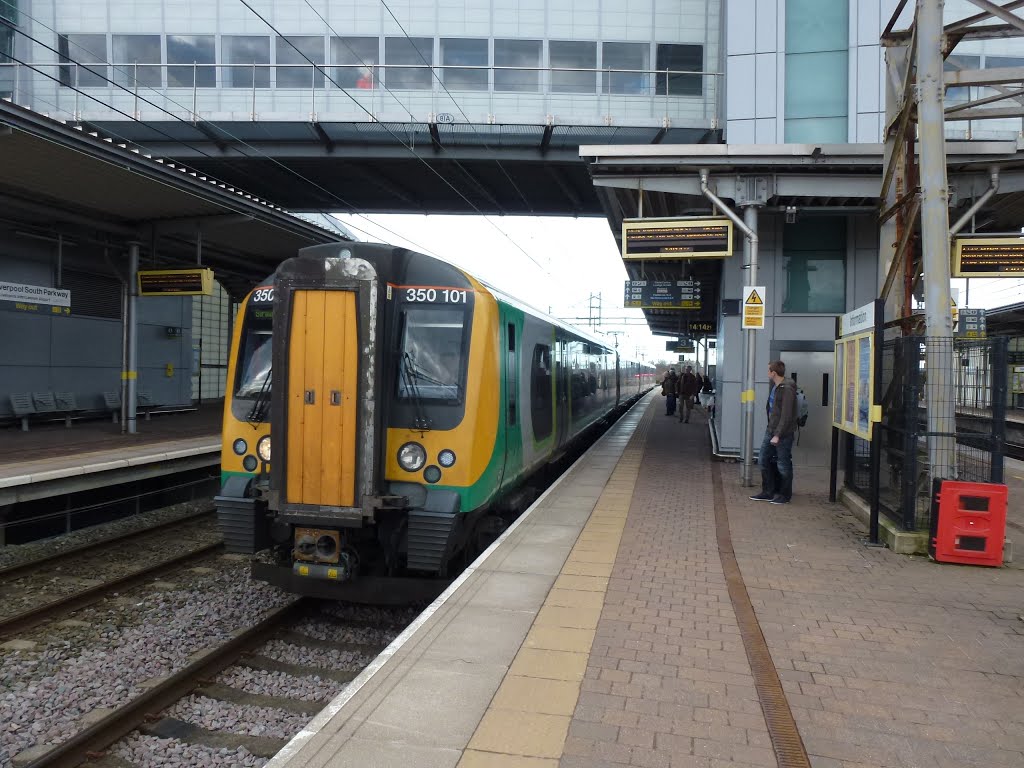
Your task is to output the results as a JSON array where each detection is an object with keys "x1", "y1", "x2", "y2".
[{"x1": 749, "y1": 360, "x2": 798, "y2": 505}]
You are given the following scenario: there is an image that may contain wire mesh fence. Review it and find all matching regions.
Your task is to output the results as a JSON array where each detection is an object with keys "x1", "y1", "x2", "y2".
[{"x1": 845, "y1": 335, "x2": 1008, "y2": 531}]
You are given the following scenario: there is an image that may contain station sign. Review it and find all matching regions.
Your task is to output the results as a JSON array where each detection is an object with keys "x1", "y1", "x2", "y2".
[
  {"x1": 623, "y1": 280, "x2": 702, "y2": 309},
  {"x1": 622, "y1": 217, "x2": 733, "y2": 260},
  {"x1": 952, "y1": 236, "x2": 1024, "y2": 277},
  {"x1": 956, "y1": 307, "x2": 987, "y2": 339},
  {"x1": 138, "y1": 268, "x2": 215, "y2": 296},
  {"x1": 741, "y1": 286, "x2": 766, "y2": 330},
  {"x1": 0, "y1": 280, "x2": 71, "y2": 314},
  {"x1": 665, "y1": 338, "x2": 695, "y2": 353}
]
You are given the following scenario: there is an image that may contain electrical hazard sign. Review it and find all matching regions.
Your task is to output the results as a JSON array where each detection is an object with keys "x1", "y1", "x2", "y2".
[{"x1": 742, "y1": 286, "x2": 766, "y2": 330}]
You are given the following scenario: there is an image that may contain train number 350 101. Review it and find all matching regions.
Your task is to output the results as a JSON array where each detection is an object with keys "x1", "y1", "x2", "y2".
[{"x1": 404, "y1": 288, "x2": 468, "y2": 304}]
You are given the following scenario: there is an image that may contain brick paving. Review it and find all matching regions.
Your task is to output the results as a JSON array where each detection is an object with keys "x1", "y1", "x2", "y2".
[
  {"x1": 724, "y1": 461, "x2": 1024, "y2": 768},
  {"x1": 561, "y1": 401, "x2": 776, "y2": 768},
  {"x1": 560, "y1": 399, "x2": 1024, "y2": 768}
]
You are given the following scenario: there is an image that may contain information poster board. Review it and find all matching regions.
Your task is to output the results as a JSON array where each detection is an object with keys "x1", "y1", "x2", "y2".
[{"x1": 832, "y1": 329, "x2": 874, "y2": 441}]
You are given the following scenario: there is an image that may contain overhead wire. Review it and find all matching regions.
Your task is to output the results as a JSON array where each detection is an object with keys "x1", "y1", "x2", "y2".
[
  {"x1": 376, "y1": 0, "x2": 533, "y2": 211},
  {"x1": 235, "y1": 0, "x2": 548, "y2": 273},
  {"x1": 0, "y1": 5, "x2": 444, "y2": 256}
]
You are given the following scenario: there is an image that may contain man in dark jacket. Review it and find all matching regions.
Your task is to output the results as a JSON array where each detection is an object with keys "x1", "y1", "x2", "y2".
[
  {"x1": 679, "y1": 366, "x2": 699, "y2": 423},
  {"x1": 661, "y1": 368, "x2": 680, "y2": 416},
  {"x1": 750, "y1": 360, "x2": 798, "y2": 504}
]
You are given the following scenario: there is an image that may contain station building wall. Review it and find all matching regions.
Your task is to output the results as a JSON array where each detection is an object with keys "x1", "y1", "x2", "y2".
[
  {"x1": 713, "y1": 213, "x2": 880, "y2": 455},
  {"x1": 0, "y1": 229, "x2": 196, "y2": 421}
]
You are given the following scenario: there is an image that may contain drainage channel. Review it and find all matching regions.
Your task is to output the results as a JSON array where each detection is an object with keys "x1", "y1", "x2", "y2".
[{"x1": 710, "y1": 460, "x2": 812, "y2": 768}]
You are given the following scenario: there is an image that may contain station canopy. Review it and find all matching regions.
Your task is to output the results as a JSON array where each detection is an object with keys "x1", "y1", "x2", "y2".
[
  {"x1": 580, "y1": 141, "x2": 1024, "y2": 338},
  {"x1": 0, "y1": 101, "x2": 348, "y2": 298}
]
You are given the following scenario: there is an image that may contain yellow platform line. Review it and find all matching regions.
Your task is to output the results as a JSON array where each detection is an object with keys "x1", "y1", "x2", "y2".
[{"x1": 458, "y1": 406, "x2": 653, "y2": 767}]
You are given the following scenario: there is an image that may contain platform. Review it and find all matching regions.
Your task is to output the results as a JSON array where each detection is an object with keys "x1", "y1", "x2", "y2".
[
  {"x1": 267, "y1": 393, "x2": 1024, "y2": 768},
  {"x1": 0, "y1": 406, "x2": 221, "y2": 506}
]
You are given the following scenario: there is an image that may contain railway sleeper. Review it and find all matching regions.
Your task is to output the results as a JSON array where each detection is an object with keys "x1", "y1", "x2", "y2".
[
  {"x1": 238, "y1": 652, "x2": 361, "y2": 684},
  {"x1": 139, "y1": 716, "x2": 288, "y2": 758},
  {"x1": 278, "y1": 629, "x2": 386, "y2": 656},
  {"x1": 193, "y1": 683, "x2": 327, "y2": 716}
]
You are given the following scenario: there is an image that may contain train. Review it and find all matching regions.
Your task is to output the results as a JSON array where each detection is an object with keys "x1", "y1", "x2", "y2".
[{"x1": 215, "y1": 242, "x2": 653, "y2": 600}]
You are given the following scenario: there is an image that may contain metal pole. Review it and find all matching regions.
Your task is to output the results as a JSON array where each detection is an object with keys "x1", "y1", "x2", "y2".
[
  {"x1": 698, "y1": 170, "x2": 758, "y2": 484},
  {"x1": 916, "y1": 0, "x2": 956, "y2": 481},
  {"x1": 126, "y1": 243, "x2": 140, "y2": 434},
  {"x1": 741, "y1": 204, "x2": 760, "y2": 486}
]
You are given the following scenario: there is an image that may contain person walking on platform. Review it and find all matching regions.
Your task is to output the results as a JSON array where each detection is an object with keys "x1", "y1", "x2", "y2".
[
  {"x1": 661, "y1": 368, "x2": 680, "y2": 416},
  {"x1": 750, "y1": 360, "x2": 798, "y2": 504},
  {"x1": 679, "y1": 365, "x2": 699, "y2": 423}
]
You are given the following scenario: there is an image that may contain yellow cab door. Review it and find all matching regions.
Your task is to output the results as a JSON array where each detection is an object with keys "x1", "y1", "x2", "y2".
[{"x1": 286, "y1": 290, "x2": 359, "y2": 507}]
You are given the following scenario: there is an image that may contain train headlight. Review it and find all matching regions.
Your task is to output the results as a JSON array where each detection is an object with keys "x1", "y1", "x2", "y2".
[
  {"x1": 242, "y1": 455, "x2": 258, "y2": 472},
  {"x1": 232, "y1": 438, "x2": 247, "y2": 455},
  {"x1": 397, "y1": 442, "x2": 427, "y2": 472},
  {"x1": 257, "y1": 436, "x2": 272, "y2": 463},
  {"x1": 438, "y1": 449, "x2": 456, "y2": 468}
]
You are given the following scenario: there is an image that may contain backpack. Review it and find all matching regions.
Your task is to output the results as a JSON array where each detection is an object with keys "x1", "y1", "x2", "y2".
[{"x1": 795, "y1": 387, "x2": 809, "y2": 427}]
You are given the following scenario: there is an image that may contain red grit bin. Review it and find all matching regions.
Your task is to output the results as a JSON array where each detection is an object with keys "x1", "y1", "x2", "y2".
[{"x1": 929, "y1": 480, "x2": 1008, "y2": 567}]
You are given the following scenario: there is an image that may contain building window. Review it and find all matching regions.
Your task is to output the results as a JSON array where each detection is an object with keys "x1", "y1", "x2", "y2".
[
  {"x1": 1, "y1": 25, "x2": 14, "y2": 99},
  {"x1": 781, "y1": 218, "x2": 846, "y2": 314},
  {"x1": 167, "y1": 35, "x2": 215, "y2": 88},
  {"x1": 656, "y1": 44, "x2": 702, "y2": 96},
  {"x1": 112, "y1": 35, "x2": 161, "y2": 88},
  {"x1": 531, "y1": 343, "x2": 553, "y2": 439},
  {"x1": 784, "y1": 0, "x2": 848, "y2": 142},
  {"x1": 385, "y1": 37, "x2": 432, "y2": 90},
  {"x1": 441, "y1": 38, "x2": 487, "y2": 91},
  {"x1": 58, "y1": 34, "x2": 108, "y2": 88},
  {"x1": 222, "y1": 36, "x2": 270, "y2": 88},
  {"x1": 495, "y1": 39, "x2": 541, "y2": 92},
  {"x1": 550, "y1": 41, "x2": 596, "y2": 94},
  {"x1": 276, "y1": 36, "x2": 324, "y2": 88},
  {"x1": 331, "y1": 36, "x2": 378, "y2": 89},
  {"x1": 602, "y1": 42, "x2": 649, "y2": 94}
]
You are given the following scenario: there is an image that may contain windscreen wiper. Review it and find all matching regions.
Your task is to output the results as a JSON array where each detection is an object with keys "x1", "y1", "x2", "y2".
[
  {"x1": 401, "y1": 352, "x2": 432, "y2": 431},
  {"x1": 247, "y1": 368, "x2": 272, "y2": 426}
]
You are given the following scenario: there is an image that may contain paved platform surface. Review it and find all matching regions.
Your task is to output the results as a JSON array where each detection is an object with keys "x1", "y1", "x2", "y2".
[
  {"x1": 269, "y1": 395, "x2": 1024, "y2": 768},
  {"x1": 0, "y1": 405, "x2": 221, "y2": 483}
]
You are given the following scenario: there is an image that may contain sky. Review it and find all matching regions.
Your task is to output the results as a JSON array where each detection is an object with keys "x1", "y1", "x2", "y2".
[
  {"x1": 334, "y1": 213, "x2": 1024, "y2": 364},
  {"x1": 334, "y1": 213, "x2": 694, "y2": 366}
]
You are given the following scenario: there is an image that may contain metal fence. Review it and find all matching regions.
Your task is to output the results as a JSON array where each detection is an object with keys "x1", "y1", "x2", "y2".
[{"x1": 846, "y1": 335, "x2": 1008, "y2": 531}]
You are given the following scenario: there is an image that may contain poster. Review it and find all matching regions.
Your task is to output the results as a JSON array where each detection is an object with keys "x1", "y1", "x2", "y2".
[
  {"x1": 844, "y1": 339, "x2": 856, "y2": 429},
  {"x1": 857, "y1": 335, "x2": 871, "y2": 436},
  {"x1": 833, "y1": 342, "x2": 844, "y2": 426}
]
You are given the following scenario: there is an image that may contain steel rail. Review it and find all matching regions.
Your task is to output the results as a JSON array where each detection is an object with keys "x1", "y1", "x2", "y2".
[
  {"x1": 0, "y1": 506, "x2": 215, "y2": 582},
  {"x1": 0, "y1": 541, "x2": 224, "y2": 637},
  {"x1": 23, "y1": 599, "x2": 307, "y2": 768}
]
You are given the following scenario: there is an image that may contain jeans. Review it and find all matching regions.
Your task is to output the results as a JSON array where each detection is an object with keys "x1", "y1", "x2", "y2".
[
  {"x1": 759, "y1": 429, "x2": 794, "y2": 499},
  {"x1": 666, "y1": 393, "x2": 677, "y2": 415}
]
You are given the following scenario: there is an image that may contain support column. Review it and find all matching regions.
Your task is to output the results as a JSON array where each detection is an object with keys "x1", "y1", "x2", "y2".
[
  {"x1": 126, "y1": 243, "x2": 140, "y2": 435},
  {"x1": 740, "y1": 204, "x2": 760, "y2": 487},
  {"x1": 916, "y1": 0, "x2": 956, "y2": 480}
]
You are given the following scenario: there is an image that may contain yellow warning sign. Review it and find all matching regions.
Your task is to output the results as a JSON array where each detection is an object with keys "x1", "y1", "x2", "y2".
[{"x1": 742, "y1": 285, "x2": 766, "y2": 330}]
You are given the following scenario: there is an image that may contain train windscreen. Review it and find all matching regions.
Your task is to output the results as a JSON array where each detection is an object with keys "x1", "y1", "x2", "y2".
[
  {"x1": 396, "y1": 307, "x2": 467, "y2": 402},
  {"x1": 235, "y1": 298, "x2": 273, "y2": 400}
]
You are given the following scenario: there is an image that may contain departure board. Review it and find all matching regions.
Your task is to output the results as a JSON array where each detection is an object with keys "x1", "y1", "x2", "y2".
[
  {"x1": 622, "y1": 218, "x2": 733, "y2": 259},
  {"x1": 952, "y1": 237, "x2": 1024, "y2": 277}
]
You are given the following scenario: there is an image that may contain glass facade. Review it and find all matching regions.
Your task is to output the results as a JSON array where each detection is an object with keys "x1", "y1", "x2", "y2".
[
  {"x1": 495, "y1": 39, "x2": 541, "y2": 92},
  {"x1": 112, "y1": 35, "x2": 161, "y2": 88},
  {"x1": 781, "y1": 218, "x2": 846, "y2": 314},
  {"x1": 46, "y1": 28, "x2": 708, "y2": 101},
  {"x1": 784, "y1": 0, "x2": 848, "y2": 143},
  {"x1": 276, "y1": 36, "x2": 325, "y2": 88},
  {"x1": 167, "y1": 35, "x2": 215, "y2": 88},
  {"x1": 441, "y1": 38, "x2": 488, "y2": 91},
  {"x1": 222, "y1": 36, "x2": 270, "y2": 88}
]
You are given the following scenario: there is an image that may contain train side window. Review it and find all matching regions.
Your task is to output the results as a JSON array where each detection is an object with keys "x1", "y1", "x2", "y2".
[
  {"x1": 507, "y1": 323, "x2": 517, "y2": 425},
  {"x1": 531, "y1": 343, "x2": 552, "y2": 439}
]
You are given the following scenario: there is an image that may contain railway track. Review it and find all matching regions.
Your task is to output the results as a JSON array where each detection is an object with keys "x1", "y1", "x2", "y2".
[
  {"x1": 0, "y1": 511, "x2": 222, "y2": 637},
  {"x1": 10, "y1": 600, "x2": 414, "y2": 768},
  {"x1": 1007, "y1": 441, "x2": 1024, "y2": 462}
]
